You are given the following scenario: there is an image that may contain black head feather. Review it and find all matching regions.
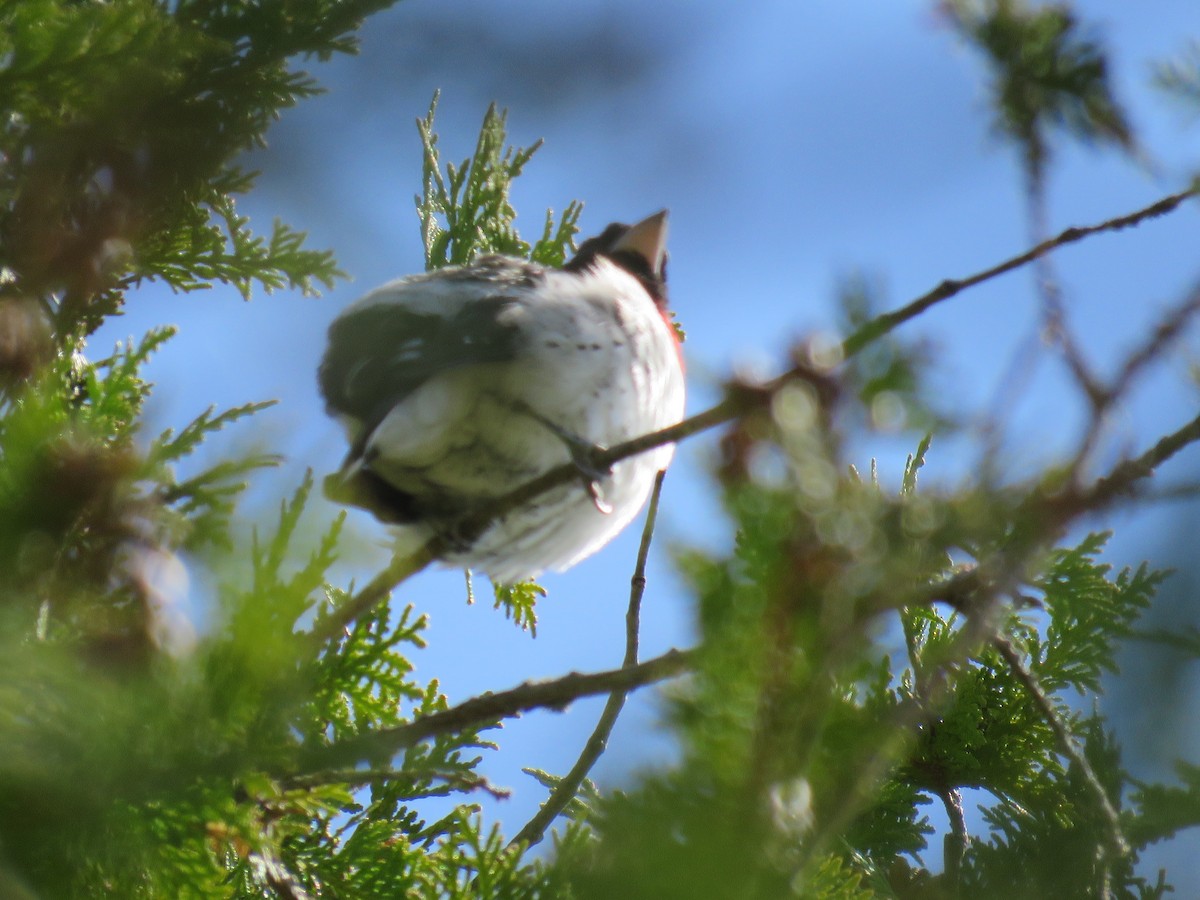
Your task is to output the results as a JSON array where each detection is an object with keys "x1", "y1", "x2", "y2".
[{"x1": 562, "y1": 218, "x2": 669, "y2": 307}]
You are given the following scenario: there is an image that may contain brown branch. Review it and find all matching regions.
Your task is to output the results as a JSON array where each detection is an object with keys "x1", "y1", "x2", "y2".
[
  {"x1": 1025, "y1": 148, "x2": 1107, "y2": 408},
  {"x1": 992, "y1": 635, "x2": 1128, "y2": 859},
  {"x1": 508, "y1": 469, "x2": 667, "y2": 850},
  {"x1": 1132, "y1": 482, "x2": 1200, "y2": 505},
  {"x1": 280, "y1": 766, "x2": 511, "y2": 801},
  {"x1": 900, "y1": 407, "x2": 1200, "y2": 619},
  {"x1": 308, "y1": 547, "x2": 435, "y2": 645},
  {"x1": 299, "y1": 646, "x2": 695, "y2": 771},
  {"x1": 940, "y1": 786, "x2": 968, "y2": 889},
  {"x1": 1070, "y1": 281, "x2": 1200, "y2": 478},
  {"x1": 1105, "y1": 282, "x2": 1200, "y2": 407},
  {"x1": 1076, "y1": 409, "x2": 1200, "y2": 513},
  {"x1": 840, "y1": 185, "x2": 1199, "y2": 357}
]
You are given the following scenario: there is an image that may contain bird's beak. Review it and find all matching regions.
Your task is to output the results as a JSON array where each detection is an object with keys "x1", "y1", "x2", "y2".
[{"x1": 614, "y1": 210, "x2": 668, "y2": 274}]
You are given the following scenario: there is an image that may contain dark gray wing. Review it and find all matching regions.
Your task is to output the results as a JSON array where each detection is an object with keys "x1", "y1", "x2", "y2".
[
  {"x1": 318, "y1": 292, "x2": 523, "y2": 442},
  {"x1": 319, "y1": 260, "x2": 542, "y2": 524}
]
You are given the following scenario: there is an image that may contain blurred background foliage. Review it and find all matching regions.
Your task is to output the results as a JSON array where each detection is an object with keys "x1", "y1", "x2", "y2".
[{"x1": 2, "y1": 0, "x2": 1200, "y2": 897}]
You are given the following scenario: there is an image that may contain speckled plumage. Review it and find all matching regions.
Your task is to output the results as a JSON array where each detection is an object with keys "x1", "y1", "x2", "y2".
[{"x1": 319, "y1": 213, "x2": 685, "y2": 584}]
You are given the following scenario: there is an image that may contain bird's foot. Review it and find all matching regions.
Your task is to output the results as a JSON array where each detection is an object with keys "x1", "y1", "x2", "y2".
[
  {"x1": 583, "y1": 477, "x2": 614, "y2": 515},
  {"x1": 519, "y1": 405, "x2": 615, "y2": 514},
  {"x1": 563, "y1": 438, "x2": 613, "y2": 515}
]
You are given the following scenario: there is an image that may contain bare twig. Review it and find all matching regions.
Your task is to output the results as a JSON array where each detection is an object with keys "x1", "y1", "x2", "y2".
[
  {"x1": 1079, "y1": 410, "x2": 1200, "y2": 512},
  {"x1": 1108, "y1": 283, "x2": 1200, "y2": 403},
  {"x1": 840, "y1": 185, "x2": 1199, "y2": 357},
  {"x1": 992, "y1": 635, "x2": 1129, "y2": 859},
  {"x1": 900, "y1": 408, "x2": 1200, "y2": 619},
  {"x1": 1025, "y1": 153, "x2": 1106, "y2": 408},
  {"x1": 940, "y1": 786, "x2": 968, "y2": 888},
  {"x1": 1133, "y1": 482, "x2": 1200, "y2": 504},
  {"x1": 280, "y1": 766, "x2": 512, "y2": 801},
  {"x1": 1070, "y1": 281, "x2": 1200, "y2": 478},
  {"x1": 308, "y1": 548, "x2": 435, "y2": 645},
  {"x1": 508, "y1": 469, "x2": 668, "y2": 850},
  {"x1": 299, "y1": 646, "x2": 695, "y2": 771}
]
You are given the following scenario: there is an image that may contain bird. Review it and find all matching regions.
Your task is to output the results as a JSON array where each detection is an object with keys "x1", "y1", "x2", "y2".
[{"x1": 318, "y1": 211, "x2": 686, "y2": 585}]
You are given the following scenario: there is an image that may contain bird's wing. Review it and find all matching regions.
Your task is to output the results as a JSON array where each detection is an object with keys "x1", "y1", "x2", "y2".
[{"x1": 318, "y1": 264, "x2": 537, "y2": 447}]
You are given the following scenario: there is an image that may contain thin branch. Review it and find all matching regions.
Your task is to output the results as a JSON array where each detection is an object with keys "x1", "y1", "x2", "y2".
[
  {"x1": 1025, "y1": 143, "x2": 1106, "y2": 408},
  {"x1": 840, "y1": 185, "x2": 1199, "y2": 357},
  {"x1": 1105, "y1": 281, "x2": 1200, "y2": 406},
  {"x1": 280, "y1": 766, "x2": 511, "y2": 801},
  {"x1": 299, "y1": 646, "x2": 695, "y2": 771},
  {"x1": 899, "y1": 408, "x2": 1200, "y2": 618},
  {"x1": 992, "y1": 635, "x2": 1129, "y2": 859},
  {"x1": 1131, "y1": 482, "x2": 1200, "y2": 504},
  {"x1": 940, "y1": 786, "x2": 968, "y2": 889},
  {"x1": 626, "y1": 471, "x2": 667, "y2": 665},
  {"x1": 508, "y1": 469, "x2": 667, "y2": 850},
  {"x1": 1070, "y1": 281, "x2": 1200, "y2": 478},
  {"x1": 308, "y1": 548, "x2": 435, "y2": 645},
  {"x1": 1079, "y1": 410, "x2": 1200, "y2": 512}
]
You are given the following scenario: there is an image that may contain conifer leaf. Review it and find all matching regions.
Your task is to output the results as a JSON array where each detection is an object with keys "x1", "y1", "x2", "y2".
[{"x1": 416, "y1": 92, "x2": 581, "y2": 271}]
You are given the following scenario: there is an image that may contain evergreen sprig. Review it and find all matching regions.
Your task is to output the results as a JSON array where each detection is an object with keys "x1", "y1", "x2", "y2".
[
  {"x1": 945, "y1": 0, "x2": 1133, "y2": 180},
  {"x1": 0, "y1": 0, "x2": 368, "y2": 337},
  {"x1": 2, "y1": 0, "x2": 1200, "y2": 896},
  {"x1": 416, "y1": 91, "x2": 582, "y2": 270},
  {"x1": 1155, "y1": 41, "x2": 1200, "y2": 114}
]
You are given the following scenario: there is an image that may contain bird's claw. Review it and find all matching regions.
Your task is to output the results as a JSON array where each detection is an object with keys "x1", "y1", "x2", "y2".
[
  {"x1": 585, "y1": 479, "x2": 614, "y2": 515},
  {"x1": 522, "y1": 405, "x2": 615, "y2": 515},
  {"x1": 566, "y1": 442, "x2": 614, "y2": 515}
]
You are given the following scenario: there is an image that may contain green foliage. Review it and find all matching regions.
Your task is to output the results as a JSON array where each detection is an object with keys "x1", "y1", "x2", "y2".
[
  {"x1": 838, "y1": 273, "x2": 942, "y2": 433},
  {"x1": 1030, "y1": 533, "x2": 1165, "y2": 694},
  {"x1": 139, "y1": 189, "x2": 343, "y2": 300},
  {"x1": 417, "y1": 92, "x2": 583, "y2": 270},
  {"x1": 945, "y1": 0, "x2": 1132, "y2": 180},
  {"x1": 2, "y1": 0, "x2": 1200, "y2": 897},
  {"x1": 148, "y1": 399, "x2": 281, "y2": 551},
  {"x1": 493, "y1": 579, "x2": 546, "y2": 634},
  {"x1": 560, "y1": 412, "x2": 1191, "y2": 897},
  {"x1": 0, "y1": 0, "x2": 365, "y2": 337},
  {"x1": 1155, "y1": 41, "x2": 1200, "y2": 116},
  {"x1": 1129, "y1": 762, "x2": 1200, "y2": 848}
]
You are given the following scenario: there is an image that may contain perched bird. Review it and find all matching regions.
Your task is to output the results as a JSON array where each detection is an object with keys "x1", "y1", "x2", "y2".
[{"x1": 318, "y1": 211, "x2": 686, "y2": 584}]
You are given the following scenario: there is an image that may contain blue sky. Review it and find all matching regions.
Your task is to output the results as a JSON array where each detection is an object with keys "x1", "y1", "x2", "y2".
[{"x1": 98, "y1": 0, "x2": 1200, "y2": 877}]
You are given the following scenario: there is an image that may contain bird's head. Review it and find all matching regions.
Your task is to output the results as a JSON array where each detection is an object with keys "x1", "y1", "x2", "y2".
[{"x1": 563, "y1": 210, "x2": 670, "y2": 310}]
